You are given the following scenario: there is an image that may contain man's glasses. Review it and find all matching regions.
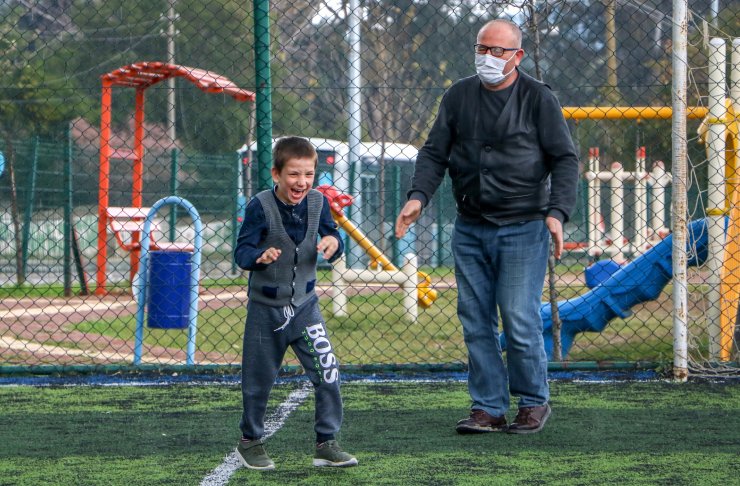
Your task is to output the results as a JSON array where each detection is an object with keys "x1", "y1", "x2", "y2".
[{"x1": 474, "y1": 44, "x2": 519, "y2": 57}]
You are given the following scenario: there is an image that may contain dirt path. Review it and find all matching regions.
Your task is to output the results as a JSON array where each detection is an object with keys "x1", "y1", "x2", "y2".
[
  {"x1": 0, "y1": 288, "x2": 249, "y2": 366},
  {"x1": 0, "y1": 280, "x2": 461, "y2": 367}
]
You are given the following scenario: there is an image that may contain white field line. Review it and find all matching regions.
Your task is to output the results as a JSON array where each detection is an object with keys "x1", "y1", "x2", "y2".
[
  {"x1": 0, "y1": 291, "x2": 248, "y2": 320},
  {"x1": 200, "y1": 381, "x2": 311, "y2": 486}
]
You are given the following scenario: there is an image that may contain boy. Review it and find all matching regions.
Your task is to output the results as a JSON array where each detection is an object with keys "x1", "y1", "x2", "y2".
[{"x1": 234, "y1": 136, "x2": 357, "y2": 470}]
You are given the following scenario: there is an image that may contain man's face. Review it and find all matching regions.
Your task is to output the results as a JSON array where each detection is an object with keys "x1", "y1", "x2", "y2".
[{"x1": 476, "y1": 24, "x2": 523, "y2": 72}]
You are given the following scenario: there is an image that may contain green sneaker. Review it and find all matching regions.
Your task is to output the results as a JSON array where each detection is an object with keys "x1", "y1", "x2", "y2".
[
  {"x1": 235, "y1": 439, "x2": 275, "y2": 470},
  {"x1": 313, "y1": 440, "x2": 358, "y2": 467}
]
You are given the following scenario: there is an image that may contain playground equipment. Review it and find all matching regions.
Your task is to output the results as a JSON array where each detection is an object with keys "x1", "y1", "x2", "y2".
[
  {"x1": 696, "y1": 37, "x2": 740, "y2": 361},
  {"x1": 560, "y1": 106, "x2": 709, "y2": 260},
  {"x1": 133, "y1": 197, "x2": 202, "y2": 365},
  {"x1": 502, "y1": 218, "x2": 711, "y2": 359},
  {"x1": 317, "y1": 185, "x2": 438, "y2": 320},
  {"x1": 95, "y1": 62, "x2": 255, "y2": 295},
  {"x1": 583, "y1": 147, "x2": 672, "y2": 260},
  {"x1": 563, "y1": 97, "x2": 740, "y2": 362}
]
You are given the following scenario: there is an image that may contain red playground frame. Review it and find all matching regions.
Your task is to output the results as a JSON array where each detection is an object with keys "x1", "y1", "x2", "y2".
[{"x1": 95, "y1": 62, "x2": 254, "y2": 295}]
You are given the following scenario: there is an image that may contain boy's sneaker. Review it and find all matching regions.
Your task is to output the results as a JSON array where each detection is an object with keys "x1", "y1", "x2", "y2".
[
  {"x1": 313, "y1": 440, "x2": 358, "y2": 467},
  {"x1": 235, "y1": 439, "x2": 275, "y2": 470}
]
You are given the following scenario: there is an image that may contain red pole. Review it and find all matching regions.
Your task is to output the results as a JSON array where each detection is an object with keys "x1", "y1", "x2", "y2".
[
  {"x1": 130, "y1": 88, "x2": 146, "y2": 283},
  {"x1": 96, "y1": 80, "x2": 113, "y2": 295}
]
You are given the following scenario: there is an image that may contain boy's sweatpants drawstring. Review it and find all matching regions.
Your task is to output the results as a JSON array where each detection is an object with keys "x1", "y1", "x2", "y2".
[{"x1": 274, "y1": 304, "x2": 294, "y2": 332}]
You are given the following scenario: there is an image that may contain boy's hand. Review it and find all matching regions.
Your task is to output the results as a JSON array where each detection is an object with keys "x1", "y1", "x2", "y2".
[
  {"x1": 317, "y1": 235, "x2": 339, "y2": 260},
  {"x1": 256, "y1": 247, "x2": 281, "y2": 264}
]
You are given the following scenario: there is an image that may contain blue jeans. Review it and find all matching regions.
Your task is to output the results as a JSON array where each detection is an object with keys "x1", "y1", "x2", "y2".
[{"x1": 453, "y1": 217, "x2": 550, "y2": 416}]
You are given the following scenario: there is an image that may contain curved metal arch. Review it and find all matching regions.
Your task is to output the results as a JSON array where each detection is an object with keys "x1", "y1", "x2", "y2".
[{"x1": 101, "y1": 61, "x2": 255, "y2": 101}]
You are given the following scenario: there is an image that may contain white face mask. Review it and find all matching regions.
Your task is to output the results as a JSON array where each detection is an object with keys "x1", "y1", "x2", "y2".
[{"x1": 475, "y1": 51, "x2": 517, "y2": 86}]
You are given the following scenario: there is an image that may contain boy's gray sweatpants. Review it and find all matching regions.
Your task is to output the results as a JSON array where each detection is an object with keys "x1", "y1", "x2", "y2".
[{"x1": 240, "y1": 295, "x2": 343, "y2": 440}]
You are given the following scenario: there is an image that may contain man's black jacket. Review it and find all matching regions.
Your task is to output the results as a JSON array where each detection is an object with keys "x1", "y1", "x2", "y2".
[{"x1": 410, "y1": 70, "x2": 579, "y2": 225}]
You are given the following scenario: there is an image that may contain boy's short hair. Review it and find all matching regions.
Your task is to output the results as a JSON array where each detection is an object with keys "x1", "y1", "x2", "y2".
[{"x1": 273, "y1": 136, "x2": 318, "y2": 172}]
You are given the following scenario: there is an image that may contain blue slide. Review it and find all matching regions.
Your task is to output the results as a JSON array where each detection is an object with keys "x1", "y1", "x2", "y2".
[{"x1": 501, "y1": 218, "x2": 711, "y2": 359}]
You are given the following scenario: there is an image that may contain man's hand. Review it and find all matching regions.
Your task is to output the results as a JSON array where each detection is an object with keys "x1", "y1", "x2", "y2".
[
  {"x1": 256, "y1": 247, "x2": 282, "y2": 264},
  {"x1": 545, "y1": 216, "x2": 564, "y2": 260},
  {"x1": 317, "y1": 235, "x2": 339, "y2": 260},
  {"x1": 395, "y1": 200, "x2": 423, "y2": 239}
]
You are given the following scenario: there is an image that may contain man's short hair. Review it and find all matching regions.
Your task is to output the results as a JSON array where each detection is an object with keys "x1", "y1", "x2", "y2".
[
  {"x1": 273, "y1": 136, "x2": 318, "y2": 172},
  {"x1": 479, "y1": 18, "x2": 522, "y2": 48}
]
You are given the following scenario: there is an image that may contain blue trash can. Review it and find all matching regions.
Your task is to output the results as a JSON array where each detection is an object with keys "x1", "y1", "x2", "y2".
[{"x1": 147, "y1": 250, "x2": 192, "y2": 329}]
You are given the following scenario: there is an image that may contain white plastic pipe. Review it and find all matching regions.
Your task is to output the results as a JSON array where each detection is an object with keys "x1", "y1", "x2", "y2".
[
  {"x1": 633, "y1": 148, "x2": 648, "y2": 251},
  {"x1": 609, "y1": 162, "x2": 625, "y2": 258},
  {"x1": 587, "y1": 148, "x2": 602, "y2": 256},
  {"x1": 706, "y1": 37, "x2": 727, "y2": 359},
  {"x1": 330, "y1": 253, "x2": 419, "y2": 321},
  {"x1": 648, "y1": 161, "x2": 671, "y2": 239}
]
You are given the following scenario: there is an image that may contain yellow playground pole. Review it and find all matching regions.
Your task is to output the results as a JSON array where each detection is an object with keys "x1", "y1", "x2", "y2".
[
  {"x1": 720, "y1": 183, "x2": 740, "y2": 361},
  {"x1": 561, "y1": 106, "x2": 709, "y2": 120},
  {"x1": 698, "y1": 99, "x2": 739, "y2": 361},
  {"x1": 317, "y1": 185, "x2": 438, "y2": 308}
]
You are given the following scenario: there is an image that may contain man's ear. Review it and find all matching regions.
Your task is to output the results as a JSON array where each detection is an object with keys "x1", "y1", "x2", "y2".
[{"x1": 515, "y1": 49, "x2": 525, "y2": 64}]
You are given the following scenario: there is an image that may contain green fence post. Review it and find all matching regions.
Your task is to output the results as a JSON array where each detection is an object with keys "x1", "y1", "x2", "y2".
[
  {"x1": 232, "y1": 153, "x2": 240, "y2": 275},
  {"x1": 169, "y1": 148, "x2": 179, "y2": 241},
  {"x1": 20, "y1": 136, "x2": 39, "y2": 280},
  {"x1": 64, "y1": 127, "x2": 72, "y2": 296},
  {"x1": 254, "y1": 0, "x2": 273, "y2": 191}
]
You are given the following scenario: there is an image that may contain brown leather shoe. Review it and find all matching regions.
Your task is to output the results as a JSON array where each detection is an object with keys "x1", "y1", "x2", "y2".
[
  {"x1": 455, "y1": 409, "x2": 507, "y2": 434},
  {"x1": 507, "y1": 403, "x2": 551, "y2": 434}
]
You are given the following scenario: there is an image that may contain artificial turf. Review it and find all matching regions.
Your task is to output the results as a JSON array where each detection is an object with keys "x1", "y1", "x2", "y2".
[{"x1": 0, "y1": 378, "x2": 737, "y2": 485}]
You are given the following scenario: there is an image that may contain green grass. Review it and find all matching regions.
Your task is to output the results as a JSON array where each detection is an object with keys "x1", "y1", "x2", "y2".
[
  {"x1": 0, "y1": 379, "x2": 737, "y2": 485},
  {"x1": 0, "y1": 283, "x2": 96, "y2": 299},
  {"x1": 72, "y1": 285, "x2": 682, "y2": 365},
  {"x1": 73, "y1": 291, "x2": 465, "y2": 365}
]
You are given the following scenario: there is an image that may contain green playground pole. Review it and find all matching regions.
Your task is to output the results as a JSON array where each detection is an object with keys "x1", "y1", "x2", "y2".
[
  {"x1": 254, "y1": 0, "x2": 273, "y2": 191},
  {"x1": 169, "y1": 148, "x2": 179, "y2": 241},
  {"x1": 20, "y1": 136, "x2": 39, "y2": 280},
  {"x1": 231, "y1": 153, "x2": 240, "y2": 275},
  {"x1": 64, "y1": 126, "x2": 72, "y2": 296}
]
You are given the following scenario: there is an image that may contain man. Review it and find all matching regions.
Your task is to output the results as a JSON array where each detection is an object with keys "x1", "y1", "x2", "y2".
[{"x1": 395, "y1": 19, "x2": 579, "y2": 434}]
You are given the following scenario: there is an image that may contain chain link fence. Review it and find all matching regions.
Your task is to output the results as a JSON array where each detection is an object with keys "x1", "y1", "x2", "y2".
[{"x1": 0, "y1": 0, "x2": 738, "y2": 375}]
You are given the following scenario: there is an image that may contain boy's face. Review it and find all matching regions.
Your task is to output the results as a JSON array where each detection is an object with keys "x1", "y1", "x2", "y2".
[{"x1": 272, "y1": 157, "x2": 316, "y2": 205}]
